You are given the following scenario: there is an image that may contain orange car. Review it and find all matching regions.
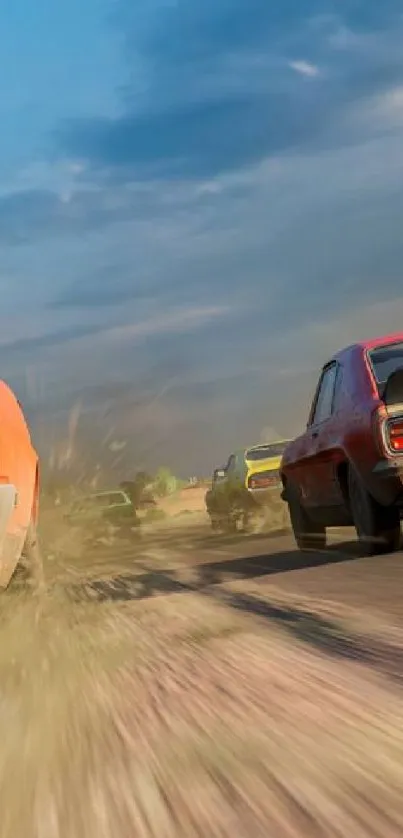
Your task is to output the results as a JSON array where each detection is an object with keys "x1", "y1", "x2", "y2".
[{"x1": 0, "y1": 381, "x2": 41, "y2": 589}]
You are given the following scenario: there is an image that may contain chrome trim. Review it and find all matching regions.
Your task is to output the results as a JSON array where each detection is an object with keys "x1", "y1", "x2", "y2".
[{"x1": 380, "y1": 410, "x2": 403, "y2": 457}]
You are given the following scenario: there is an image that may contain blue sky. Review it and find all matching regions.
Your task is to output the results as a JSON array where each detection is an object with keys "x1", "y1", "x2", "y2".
[{"x1": 2, "y1": 0, "x2": 403, "y2": 475}]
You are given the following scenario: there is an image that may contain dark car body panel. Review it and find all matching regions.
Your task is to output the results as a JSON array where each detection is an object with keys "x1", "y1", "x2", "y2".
[{"x1": 280, "y1": 335, "x2": 403, "y2": 526}]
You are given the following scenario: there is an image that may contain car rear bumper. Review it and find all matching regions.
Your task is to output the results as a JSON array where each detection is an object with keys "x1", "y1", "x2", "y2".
[
  {"x1": 0, "y1": 484, "x2": 17, "y2": 534},
  {"x1": 0, "y1": 484, "x2": 23, "y2": 588},
  {"x1": 247, "y1": 485, "x2": 282, "y2": 506},
  {"x1": 371, "y1": 459, "x2": 403, "y2": 507},
  {"x1": 372, "y1": 459, "x2": 403, "y2": 479}
]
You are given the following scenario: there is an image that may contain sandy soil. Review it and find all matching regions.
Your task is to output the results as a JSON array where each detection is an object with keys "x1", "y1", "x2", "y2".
[
  {"x1": 157, "y1": 486, "x2": 208, "y2": 516},
  {"x1": 1, "y1": 511, "x2": 402, "y2": 837}
]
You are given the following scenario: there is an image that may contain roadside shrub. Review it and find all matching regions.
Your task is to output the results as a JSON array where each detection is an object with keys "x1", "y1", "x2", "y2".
[{"x1": 153, "y1": 467, "x2": 177, "y2": 497}]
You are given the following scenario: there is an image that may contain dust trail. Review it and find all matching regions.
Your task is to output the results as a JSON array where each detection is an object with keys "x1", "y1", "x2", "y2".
[{"x1": 1, "y1": 564, "x2": 403, "y2": 838}]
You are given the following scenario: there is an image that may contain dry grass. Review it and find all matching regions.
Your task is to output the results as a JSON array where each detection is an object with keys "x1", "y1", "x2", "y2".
[{"x1": 0, "y1": 511, "x2": 402, "y2": 836}]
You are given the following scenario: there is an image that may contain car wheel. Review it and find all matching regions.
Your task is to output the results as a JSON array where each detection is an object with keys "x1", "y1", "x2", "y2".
[
  {"x1": 348, "y1": 467, "x2": 400, "y2": 555},
  {"x1": 210, "y1": 514, "x2": 220, "y2": 531},
  {"x1": 11, "y1": 521, "x2": 44, "y2": 592},
  {"x1": 287, "y1": 484, "x2": 326, "y2": 551},
  {"x1": 224, "y1": 514, "x2": 238, "y2": 533}
]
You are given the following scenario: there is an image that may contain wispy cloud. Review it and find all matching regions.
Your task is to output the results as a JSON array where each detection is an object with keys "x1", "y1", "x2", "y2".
[
  {"x1": 2, "y1": 0, "x2": 403, "y2": 470},
  {"x1": 288, "y1": 60, "x2": 320, "y2": 78},
  {"x1": 1, "y1": 305, "x2": 232, "y2": 360},
  {"x1": 85, "y1": 305, "x2": 232, "y2": 346}
]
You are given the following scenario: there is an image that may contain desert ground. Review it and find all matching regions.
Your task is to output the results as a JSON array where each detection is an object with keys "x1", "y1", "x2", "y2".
[{"x1": 2, "y1": 493, "x2": 403, "y2": 837}]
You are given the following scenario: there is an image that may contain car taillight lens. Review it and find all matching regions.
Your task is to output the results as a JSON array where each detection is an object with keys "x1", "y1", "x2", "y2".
[
  {"x1": 388, "y1": 419, "x2": 403, "y2": 452},
  {"x1": 372, "y1": 404, "x2": 403, "y2": 455}
]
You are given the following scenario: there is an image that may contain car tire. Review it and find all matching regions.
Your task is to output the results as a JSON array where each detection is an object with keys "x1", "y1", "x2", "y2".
[
  {"x1": 224, "y1": 513, "x2": 238, "y2": 533},
  {"x1": 287, "y1": 484, "x2": 326, "y2": 551},
  {"x1": 12, "y1": 520, "x2": 45, "y2": 592},
  {"x1": 210, "y1": 512, "x2": 221, "y2": 532},
  {"x1": 348, "y1": 467, "x2": 401, "y2": 555}
]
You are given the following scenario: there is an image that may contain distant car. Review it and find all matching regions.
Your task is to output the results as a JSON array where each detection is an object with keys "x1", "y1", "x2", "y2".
[
  {"x1": 65, "y1": 489, "x2": 140, "y2": 542},
  {"x1": 205, "y1": 466, "x2": 229, "y2": 530},
  {"x1": 243, "y1": 441, "x2": 290, "y2": 501},
  {"x1": 0, "y1": 382, "x2": 41, "y2": 589},
  {"x1": 280, "y1": 332, "x2": 403, "y2": 554},
  {"x1": 205, "y1": 441, "x2": 290, "y2": 531},
  {"x1": 119, "y1": 480, "x2": 156, "y2": 510}
]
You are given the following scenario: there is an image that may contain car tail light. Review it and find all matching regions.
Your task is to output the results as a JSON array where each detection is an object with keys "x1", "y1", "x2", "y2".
[
  {"x1": 372, "y1": 404, "x2": 398, "y2": 456},
  {"x1": 387, "y1": 418, "x2": 403, "y2": 452},
  {"x1": 375, "y1": 403, "x2": 403, "y2": 455},
  {"x1": 248, "y1": 470, "x2": 280, "y2": 489}
]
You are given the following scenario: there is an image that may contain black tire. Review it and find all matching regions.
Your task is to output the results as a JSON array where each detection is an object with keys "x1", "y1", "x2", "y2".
[
  {"x1": 210, "y1": 513, "x2": 221, "y2": 532},
  {"x1": 223, "y1": 513, "x2": 238, "y2": 533},
  {"x1": 13, "y1": 521, "x2": 44, "y2": 592},
  {"x1": 209, "y1": 510, "x2": 233, "y2": 534},
  {"x1": 348, "y1": 467, "x2": 400, "y2": 555},
  {"x1": 287, "y1": 484, "x2": 326, "y2": 551}
]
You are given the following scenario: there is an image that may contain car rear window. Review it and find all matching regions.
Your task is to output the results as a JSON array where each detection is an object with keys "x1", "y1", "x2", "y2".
[
  {"x1": 96, "y1": 492, "x2": 128, "y2": 506},
  {"x1": 246, "y1": 442, "x2": 288, "y2": 460},
  {"x1": 368, "y1": 342, "x2": 403, "y2": 384},
  {"x1": 74, "y1": 492, "x2": 128, "y2": 510}
]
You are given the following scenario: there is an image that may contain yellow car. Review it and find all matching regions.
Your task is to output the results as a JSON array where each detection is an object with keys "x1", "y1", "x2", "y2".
[
  {"x1": 244, "y1": 440, "x2": 290, "y2": 506},
  {"x1": 205, "y1": 440, "x2": 290, "y2": 531}
]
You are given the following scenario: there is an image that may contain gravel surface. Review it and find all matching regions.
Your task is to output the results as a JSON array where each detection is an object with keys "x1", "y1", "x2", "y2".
[{"x1": 1, "y1": 514, "x2": 401, "y2": 837}]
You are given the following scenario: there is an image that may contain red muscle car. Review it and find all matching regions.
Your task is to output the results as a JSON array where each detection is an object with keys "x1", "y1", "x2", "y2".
[
  {"x1": 0, "y1": 382, "x2": 42, "y2": 589},
  {"x1": 280, "y1": 333, "x2": 403, "y2": 555}
]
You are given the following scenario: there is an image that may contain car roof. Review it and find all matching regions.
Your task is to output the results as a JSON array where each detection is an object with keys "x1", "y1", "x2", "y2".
[
  {"x1": 229, "y1": 441, "x2": 290, "y2": 460},
  {"x1": 244, "y1": 441, "x2": 290, "y2": 455},
  {"x1": 77, "y1": 490, "x2": 128, "y2": 501},
  {"x1": 360, "y1": 332, "x2": 403, "y2": 351},
  {"x1": 328, "y1": 332, "x2": 403, "y2": 365},
  {"x1": 246, "y1": 440, "x2": 289, "y2": 450},
  {"x1": 92, "y1": 489, "x2": 126, "y2": 496}
]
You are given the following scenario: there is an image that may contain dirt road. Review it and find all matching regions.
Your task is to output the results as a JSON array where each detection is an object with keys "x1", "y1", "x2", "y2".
[
  {"x1": 57, "y1": 521, "x2": 403, "y2": 628},
  {"x1": 5, "y1": 516, "x2": 402, "y2": 838}
]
